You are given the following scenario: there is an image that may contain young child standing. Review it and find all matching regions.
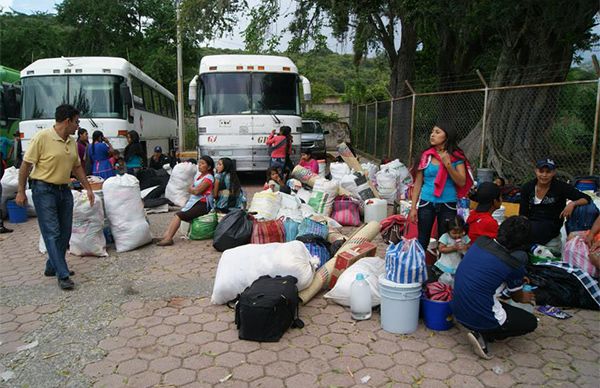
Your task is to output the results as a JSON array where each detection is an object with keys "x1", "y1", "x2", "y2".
[{"x1": 435, "y1": 216, "x2": 470, "y2": 284}]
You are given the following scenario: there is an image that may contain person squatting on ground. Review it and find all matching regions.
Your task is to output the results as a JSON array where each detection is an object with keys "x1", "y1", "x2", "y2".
[
  {"x1": 409, "y1": 120, "x2": 473, "y2": 250},
  {"x1": 156, "y1": 156, "x2": 215, "y2": 246},
  {"x1": 467, "y1": 182, "x2": 502, "y2": 243},
  {"x1": 519, "y1": 158, "x2": 590, "y2": 249},
  {"x1": 451, "y1": 216, "x2": 538, "y2": 359},
  {"x1": 149, "y1": 146, "x2": 171, "y2": 170},
  {"x1": 15, "y1": 104, "x2": 95, "y2": 290},
  {"x1": 213, "y1": 157, "x2": 246, "y2": 212}
]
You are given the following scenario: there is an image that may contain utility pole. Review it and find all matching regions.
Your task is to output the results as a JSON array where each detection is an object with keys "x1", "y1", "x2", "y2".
[{"x1": 176, "y1": 0, "x2": 185, "y2": 153}]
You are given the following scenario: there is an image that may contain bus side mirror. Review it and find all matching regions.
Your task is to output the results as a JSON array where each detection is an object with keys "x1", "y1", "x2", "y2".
[
  {"x1": 120, "y1": 84, "x2": 133, "y2": 107},
  {"x1": 300, "y1": 75, "x2": 311, "y2": 101},
  {"x1": 189, "y1": 75, "x2": 198, "y2": 113}
]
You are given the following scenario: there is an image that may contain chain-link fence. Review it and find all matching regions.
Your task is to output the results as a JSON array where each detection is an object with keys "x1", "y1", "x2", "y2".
[{"x1": 351, "y1": 79, "x2": 599, "y2": 183}]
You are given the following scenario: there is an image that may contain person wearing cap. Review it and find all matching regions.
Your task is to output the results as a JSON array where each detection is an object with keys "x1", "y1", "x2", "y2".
[
  {"x1": 519, "y1": 158, "x2": 591, "y2": 247},
  {"x1": 409, "y1": 120, "x2": 474, "y2": 251},
  {"x1": 467, "y1": 182, "x2": 502, "y2": 243},
  {"x1": 149, "y1": 145, "x2": 170, "y2": 170}
]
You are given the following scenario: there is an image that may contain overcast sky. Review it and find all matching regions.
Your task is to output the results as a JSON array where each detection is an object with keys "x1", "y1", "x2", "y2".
[{"x1": 3, "y1": 0, "x2": 598, "y2": 62}]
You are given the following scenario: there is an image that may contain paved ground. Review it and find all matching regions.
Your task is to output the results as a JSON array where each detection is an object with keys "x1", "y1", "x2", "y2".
[{"x1": 1, "y1": 177, "x2": 599, "y2": 387}]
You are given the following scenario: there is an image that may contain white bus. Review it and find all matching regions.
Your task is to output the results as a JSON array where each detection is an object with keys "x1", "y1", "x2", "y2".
[
  {"x1": 189, "y1": 54, "x2": 311, "y2": 171},
  {"x1": 20, "y1": 56, "x2": 177, "y2": 156}
]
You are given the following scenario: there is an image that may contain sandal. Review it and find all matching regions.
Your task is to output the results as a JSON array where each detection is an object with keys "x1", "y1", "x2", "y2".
[
  {"x1": 156, "y1": 239, "x2": 174, "y2": 246},
  {"x1": 536, "y1": 305, "x2": 572, "y2": 319}
]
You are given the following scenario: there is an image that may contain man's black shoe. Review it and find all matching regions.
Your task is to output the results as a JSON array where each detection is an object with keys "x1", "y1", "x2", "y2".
[
  {"x1": 0, "y1": 226, "x2": 13, "y2": 234},
  {"x1": 58, "y1": 277, "x2": 75, "y2": 290},
  {"x1": 45, "y1": 270, "x2": 75, "y2": 277}
]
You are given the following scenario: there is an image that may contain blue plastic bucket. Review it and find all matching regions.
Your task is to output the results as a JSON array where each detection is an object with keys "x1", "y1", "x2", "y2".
[
  {"x1": 378, "y1": 274, "x2": 421, "y2": 334},
  {"x1": 7, "y1": 200, "x2": 27, "y2": 223},
  {"x1": 421, "y1": 296, "x2": 454, "y2": 331}
]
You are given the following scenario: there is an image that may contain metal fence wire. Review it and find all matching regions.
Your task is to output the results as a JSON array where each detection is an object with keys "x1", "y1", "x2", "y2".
[{"x1": 351, "y1": 79, "x2": 599, "y2": 184}]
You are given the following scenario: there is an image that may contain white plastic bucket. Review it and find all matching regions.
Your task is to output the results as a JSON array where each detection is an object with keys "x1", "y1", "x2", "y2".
[
  {"x1": 378, "y1": 274, "x2": 421, "y2": 334},
  {"x1": 364, "y1": 198, "x2": 387, "y2": 223}
]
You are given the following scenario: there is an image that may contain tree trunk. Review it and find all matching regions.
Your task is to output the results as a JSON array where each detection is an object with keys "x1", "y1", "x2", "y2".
[
  {"x1": 389, "y1": 21, "x2": 417, "y2": 162},
  {"x1": 459, "y1": 1, "x2": 597, "y2": 182}
]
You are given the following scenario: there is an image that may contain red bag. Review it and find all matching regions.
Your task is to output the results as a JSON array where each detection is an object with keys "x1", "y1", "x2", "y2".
[
  {"x1": 331, "y1": 196, "x2": 361, "y2": 226},
  {"x1": 251, "y1": 217, "x2": 285, "y2": 244},
  {"x1": 425, "y1": 281, "x2": 453, "y2": 301}
]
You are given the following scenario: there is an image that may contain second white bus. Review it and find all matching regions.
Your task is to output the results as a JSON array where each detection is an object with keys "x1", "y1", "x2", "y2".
[{"x1": 20, "y1": 56, "x2": 177, "y2": 156}]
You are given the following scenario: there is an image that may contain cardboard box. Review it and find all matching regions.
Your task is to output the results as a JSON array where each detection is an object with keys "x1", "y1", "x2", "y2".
[{"x1": 328, "y1": 241, "x2": 377, "y2": 289}]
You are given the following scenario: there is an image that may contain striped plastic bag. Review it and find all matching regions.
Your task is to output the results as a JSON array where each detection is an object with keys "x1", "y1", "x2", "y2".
[
  {"x1": 385, "y1": 238, "x2": 428, "y2": 284},
  {"x1": 283, "y1": 218, "x2": 300, "y2": 242},
  {"x1": 250, "y1": 217, "x2": 285, "y2": 244},
  {"x1": 297, "y1": 218, "x2": 328, "y2": 240},
  {"x1": 331, "y1": 196, "x2": 361, "y2": 226}
]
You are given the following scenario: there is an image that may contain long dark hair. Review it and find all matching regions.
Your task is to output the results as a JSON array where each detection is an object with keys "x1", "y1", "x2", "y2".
[
  {"x1": 90, "y1": 130, "x2": 104, "y2": 157},
  {"x1": 124, "y1": 130, "x2": 145, "y2": 165},
  {"x1": 411, "y1": 119, "x2": 464, "y2": 174},
  {"x1": 219, "y1": 157, "x2": 241, "y2": 207},
  {"x1": 199, "y1": 155, "x2": 215, "y2": 175}
]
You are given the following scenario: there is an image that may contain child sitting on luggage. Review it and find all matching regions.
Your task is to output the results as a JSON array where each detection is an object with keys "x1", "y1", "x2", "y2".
[{"x1": 435, "y1": 216, "x2": 470, "y2": 285}]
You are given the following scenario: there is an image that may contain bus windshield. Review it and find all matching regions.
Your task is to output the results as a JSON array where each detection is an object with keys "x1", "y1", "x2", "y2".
[
  {"x1": 200, "y1": 72, "x2": 300, "y2": 116},
  {"x1": 21, "y1": 75, "x2": 126, "y2": 120}
]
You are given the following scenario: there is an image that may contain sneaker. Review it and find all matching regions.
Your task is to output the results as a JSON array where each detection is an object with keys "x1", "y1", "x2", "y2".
[
  {"x1": 467, "y1": 331, "x2": 492, "y2": 359},
  {"x1": 45, "y1": 270, "x2": 75, "y2": 277},
  {"x1": 0, "y1": 226, "x2": 13, "y2": 233},
  {"x1": 58, "y1": 277, "x2": 75, "y2": 290}
]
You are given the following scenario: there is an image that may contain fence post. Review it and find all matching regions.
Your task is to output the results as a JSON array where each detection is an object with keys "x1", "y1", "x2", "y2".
[
  {"x1": 405, "y1": 80, "x2": 416, "y2": 165},
  {"x1": 364, "y1": 104, "x2": 368, "y2": 150},
  {"x1": 374, "y1": 101, "x2": 378, "y2": 156},
  {"x1": 591, "y1": 77, "x2": 600, "y2": 174},
  {"x1": 476, "y1": 70, "x2": 489, "y2": 169},
  {"x1": 354, "y1": 104, "x2": 360, "y2": 145},
  {"x1": 388, "y1": 99, "x2": 394, "y2": 158}
]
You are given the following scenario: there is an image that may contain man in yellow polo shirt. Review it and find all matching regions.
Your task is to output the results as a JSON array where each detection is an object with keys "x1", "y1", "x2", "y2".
[{"x1": 15, "y1": 104, "x2": 95, "y2": 290}]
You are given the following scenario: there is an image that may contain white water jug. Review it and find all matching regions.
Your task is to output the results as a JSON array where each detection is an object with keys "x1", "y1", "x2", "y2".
[
  {"x1": 364, "y1": 198, "x2": 387, "y2": 223},
  {"x1": 350, "y1": 273, "x2": 372, "y2": 320}
]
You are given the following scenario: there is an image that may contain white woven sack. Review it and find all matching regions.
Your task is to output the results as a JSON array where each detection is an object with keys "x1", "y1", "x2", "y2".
[
  {"x1": 376, "y1": 170, "x2": 398, "y2": 204},
  {"x1": 248, "y1": 189, "x2": 280, "y2": 220},
  {"x1": 103, "y1": 174, "x2": 152, "y2": 252},
  {"x1": 1, "y1": 166, "x2": 19, "y2": 215},
  {"x1": 308, "y1": 178, "x2": 338, "y2": 215},
  {"x1": 361, "y1": 162, "x2": 379, "y2": 186},
  {"x1": 330, "y1": 162, "x2": 351, "y2": 181},
  {"x1": 324, "y1": 257, "x2": 385, "y2": 307},
  {"x1": 70, "y1": 191, "x2": 107, "y2": 257},
  {"x1": 276, "y1": 192, "x2": 303, "y2": 222},
  {"x1": 211, "y1": 241, "x2": 317, "y2": 304},
  {"x1": 165, "y1": 162, "x2": 197, "y2": 207}
]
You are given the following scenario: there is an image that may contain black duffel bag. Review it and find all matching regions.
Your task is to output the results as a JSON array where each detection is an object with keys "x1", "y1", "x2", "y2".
[
  {"x1": 212, "y1": 209, "x2": 253, "y2": 252},
  {"x1": 232, "y1": 275, "x2": 304, "y2": 342}
]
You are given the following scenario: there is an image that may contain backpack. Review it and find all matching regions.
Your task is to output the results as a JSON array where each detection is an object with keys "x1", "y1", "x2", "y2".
[{"x1": 232, "y1": 275, "x2": 304, "y2": 342}]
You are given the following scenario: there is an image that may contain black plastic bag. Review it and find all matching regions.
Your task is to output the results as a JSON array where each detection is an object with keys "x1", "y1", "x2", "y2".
[
  {"x1": 527, "y1": 264, "x2": 599, "y2": 310},
  {"x1": 213, "y1": 209, "x2": 253, "y2": 252}
]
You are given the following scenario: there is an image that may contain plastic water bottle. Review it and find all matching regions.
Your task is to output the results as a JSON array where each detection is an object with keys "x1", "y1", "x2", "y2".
[{"x1": 350, "y1": 273, "x2": 372, "y2": 320}]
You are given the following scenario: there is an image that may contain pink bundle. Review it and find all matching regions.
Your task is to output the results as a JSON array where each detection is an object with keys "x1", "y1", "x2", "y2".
[{"x1": 425, "y1": 281, "x2": 453, "y2": 302}]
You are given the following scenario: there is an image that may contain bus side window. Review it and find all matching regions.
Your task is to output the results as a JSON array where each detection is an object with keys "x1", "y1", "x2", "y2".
[{"x1": 131, "y1": 77, "x2": 145, "y2": 110}]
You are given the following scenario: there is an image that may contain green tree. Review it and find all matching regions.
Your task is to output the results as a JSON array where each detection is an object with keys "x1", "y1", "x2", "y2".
[{"x1": 0, "y1": 11, "x2": 71, "y2": 70}]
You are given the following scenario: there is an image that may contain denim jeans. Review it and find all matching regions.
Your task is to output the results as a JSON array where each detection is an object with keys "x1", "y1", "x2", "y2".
[
  {"x1": 31, "y1": 180, "x2": 74, "y2": 279},
  {"x1": 270, "y1": 158, "x2": 285, "y2": 174},
  {"x1": 417, "y1": 200, "x2": 457, "y2": 250}
]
